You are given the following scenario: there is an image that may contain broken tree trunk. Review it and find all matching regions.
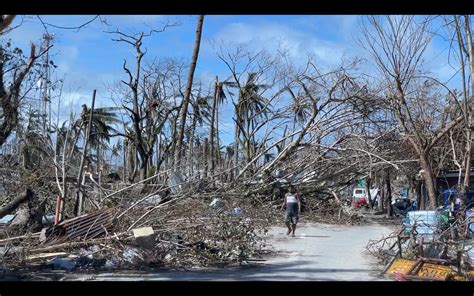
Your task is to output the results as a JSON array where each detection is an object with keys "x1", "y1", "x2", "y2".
[
  {"x1": 0, "y1": 188, "x2": 33, "y2": 218},
  {"x1": 330, "y1": 190, "x2": 353, "y2": 218}
]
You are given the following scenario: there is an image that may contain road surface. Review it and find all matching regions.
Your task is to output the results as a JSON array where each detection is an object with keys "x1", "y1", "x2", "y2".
[{"x1": 65, "y1": 222, "x2": 395, "y2": 281}]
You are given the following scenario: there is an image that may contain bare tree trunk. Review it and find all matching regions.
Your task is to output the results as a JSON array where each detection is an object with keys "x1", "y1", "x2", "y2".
[
  {"x1": 189, "y1": 110, "x2": 199, "y2": 177},
  {"x1": 74, "y1": 90, "x2": 96, "y2": 216},
  {"x1": 203, "y1": 137, "x2": 209, "y2": 179},
  {"x1": 60, "y1": 137, "x2": 67, "y2": 220},
  {"x1": 170, "y1": 115, "x2": 179, "y2": 166},
  {"x1": 419, "y1": 153, "x2": 438, "y2": 209},
  {"x1": 416, "y1": 180, "x2": 423, "y2": 210},
  {"x1": 379, "y1": 177, "x2": 385, "y2": 211},
  {"x1": 385, "y1": 169, "x2": 392, "y2": 217},
  {"x1": 216, "y1": 99, "x2": 221, "y2": 168},
  {"x1": 139, "y1": 157, "x2": 148, "y2": 181},
  {"x1": 0, "y1": 189, "x2": 33, "y2": 217},
  {"x1": 366, "y1": 175, "x2": 373, "y2": 209},
  {"x1": 463, "y1": 15, "x2": 474, "y2": 194},
  {"x1": 156, "y1": 133, "x2": 161, "y2": 173},
  {"x1": 226, "y1": 146, "x2": 233, "y2": 181},
  {"x1": 233, "y1": 118, "x2": 240, "y2": 180},
  {"x1": 122, "y1": 142, "x2": 127, "y2": 184},
  {"x1": 189, "y1": 139, "x2": 194, "y2": 177},
  {"x1": 174, "y1": 15, "x2": 205, "y2": 167},
  {"x1": 196, "y1": 141, "x2": 201, "y2": 178},
  {"x1": 209, "y1": 77, "x2": 219, "y2": 175},
  {"x1": 98, "y1": 144, "x2": 102, "y2": 200}
]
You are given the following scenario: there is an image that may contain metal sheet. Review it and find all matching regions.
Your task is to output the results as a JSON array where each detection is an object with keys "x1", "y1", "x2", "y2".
[{"x1": 42, "y1": 209, "x2": 114, "y2": 244}]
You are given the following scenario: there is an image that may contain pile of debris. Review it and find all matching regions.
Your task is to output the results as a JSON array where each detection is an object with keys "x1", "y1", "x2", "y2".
[
  {"x1": 303, "y1": 197, "x2": 365, "y2": 225},
  {"x1": 239, "y1": 180, "x2": 366, "y2": 225},
  {"x1": 0, "y1": 167, "x2": 372, "y2": 275},
  {"x1": 0, "y1": 193, "x2": 268, "y2": 273},
  {"x1": 367, "y1": 208, "x2": 474, "y2": 281}
]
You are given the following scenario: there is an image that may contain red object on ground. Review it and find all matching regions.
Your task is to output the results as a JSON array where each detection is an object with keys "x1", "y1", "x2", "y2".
[
  {"x1": 54, "y1": 195, "x2": 62, "y2": 225},
  {"x1": 354, "y1": 196, "x2": 368, "y2": 208},
  {"x1": 394, "y1": 273, "x2": 407, "y2": 281}
]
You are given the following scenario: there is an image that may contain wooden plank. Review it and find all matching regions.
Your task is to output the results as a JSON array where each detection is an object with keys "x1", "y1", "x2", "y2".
[{"x1": 26, "y1": 252, "x2": 68, "y2": 261}]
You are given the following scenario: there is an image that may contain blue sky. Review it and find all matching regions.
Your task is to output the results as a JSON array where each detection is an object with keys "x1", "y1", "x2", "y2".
[{"x1": 3, "y1": 15, "x2": 461, "y2": 145}]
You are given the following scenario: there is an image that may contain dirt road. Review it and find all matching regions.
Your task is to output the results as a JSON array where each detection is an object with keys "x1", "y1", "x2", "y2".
[{"x1": 65, "y1": 222, "x2": 395, "y2": 281}]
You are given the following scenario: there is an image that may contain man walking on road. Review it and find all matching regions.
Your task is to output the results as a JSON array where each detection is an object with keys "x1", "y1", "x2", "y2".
[{"x1": 281, "y1": 185, "x2": 301, "y2": 237}]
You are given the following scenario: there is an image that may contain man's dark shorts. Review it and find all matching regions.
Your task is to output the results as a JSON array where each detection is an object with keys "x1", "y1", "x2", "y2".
[{"x1": 286, "y1": 202, "x2": 299, "y2": 224}]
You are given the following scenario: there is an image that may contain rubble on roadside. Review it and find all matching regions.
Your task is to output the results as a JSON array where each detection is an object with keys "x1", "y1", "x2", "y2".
[
  {"x1": 366, "y1": 206, "x2": 474, "y2": 281},
  {"x1": 0, "y1": 193, "x2": 271, "y2": 272},
  {"x1": 0, "y1": 169, "x2": 375, "y2": 275}
]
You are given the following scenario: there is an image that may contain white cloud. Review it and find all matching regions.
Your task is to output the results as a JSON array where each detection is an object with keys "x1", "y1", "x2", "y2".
[
  {"x1": 61, "y1": 91, "x2": 87, "y2": 106},
  {"x1": 55, "y1": 45, "x2": 80, "y2": 74},
  {"x1": 106, "y1": 15, "x2": 166, "y2": 24},
  {"x1": 59, "y1": 45, "x2": 80, "y2": 60},
  {"x1": 208, "y1": 21, "x2": 351, "y2": 68},
  {"x1": 197, "y1": 69, "x2": 216, "y2": 86}
]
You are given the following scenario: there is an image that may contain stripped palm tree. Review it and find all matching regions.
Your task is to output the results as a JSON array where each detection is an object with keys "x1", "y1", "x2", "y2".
[
  {"x1": 19, "y1": 110, "x2": 54, "y2": 170},
  {"x1": 188, "y1": 91, "x2": 212, "y2": 176},
  {"x1": 209, "y1": 77, "x2": 228, "y2": 172},
  {"x1": 287, "y1": 88, "x2": 312, "y2": 142},
  {"x1": 74, "y1": 105, "x2": 121, "y2": 187},
  {"x1": 226, "y1": 72, "x2": 271, "y2": 175},
  {"x1": 75, "y1": 105, "x2": 122, "y2": 150}
]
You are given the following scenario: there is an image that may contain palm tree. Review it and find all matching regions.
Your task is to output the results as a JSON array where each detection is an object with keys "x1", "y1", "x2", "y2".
[
  {"x1": 20, "y1": 110, "x2": 53, "y2": 170},
  {"x1": 226, "y1": 72, "x2": 271, "y2": 175},
  {"x1": 209, "y1": 77, "x2": 228, "y2": 172},
  {"x1": 74, "y1": 103, "x2": 122, "y2": 214},
  {"x1": 110, "y1": 139, "x2": 122, "y2": 170},
  {"x1": 190, "y1": 93, "x2": 212, "y2": 141},
  {"x1": 75, "y1": 105, "x2": 122, "y2": 150},
  {"x1": 188, "y1": 91, "x2": 212, "y2": 176},
  {"x1": 288, "y1": 90, "x2": 311, "y2": 142},
  {"x1": 123, "y1": 124, "x2": 138, "y2": 182},
  {"x1": 74, "y1": 105, "x2": 121, "y2": 178}
]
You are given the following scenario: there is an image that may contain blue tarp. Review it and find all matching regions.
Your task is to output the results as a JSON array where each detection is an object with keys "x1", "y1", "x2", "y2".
[
  {"x1": 442, "y1": 189, "x2": 458, "y2": 207},
  {"x1": 403, "y1": 211, "x2": 438, "y2": 237}
]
